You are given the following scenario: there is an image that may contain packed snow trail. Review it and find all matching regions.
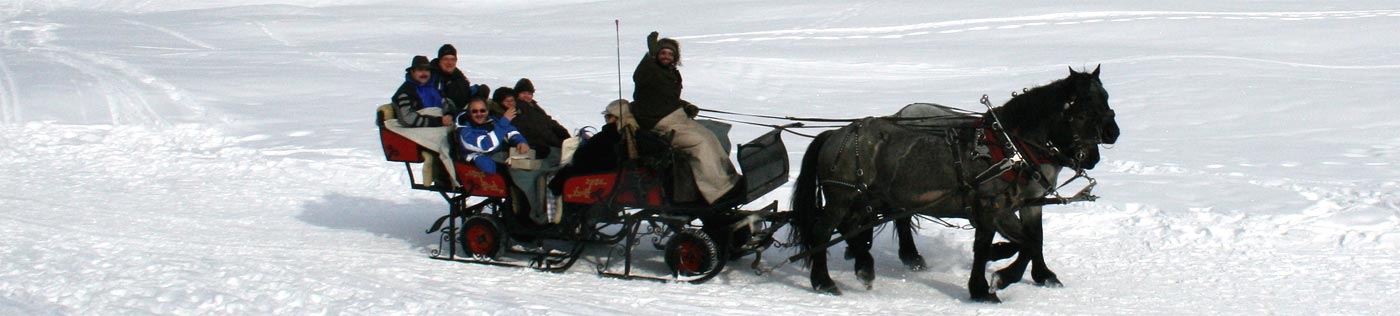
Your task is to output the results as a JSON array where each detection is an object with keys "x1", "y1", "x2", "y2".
[{"x1": 3, "y1": 0, "x2": 1400, "y2": 315}]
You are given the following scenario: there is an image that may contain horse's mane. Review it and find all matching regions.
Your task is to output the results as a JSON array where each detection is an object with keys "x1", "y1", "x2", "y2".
[{"x1": 991, "y1": 76, "x2": 1074, "y2": 133}]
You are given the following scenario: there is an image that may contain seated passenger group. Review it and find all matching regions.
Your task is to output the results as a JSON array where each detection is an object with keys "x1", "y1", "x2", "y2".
[
  {"x1": 391, "y1": 32, "x2": 739, "y2": 206},
  {"x1": 391, "y1": 44, "x2": 572, "y2": 173}
]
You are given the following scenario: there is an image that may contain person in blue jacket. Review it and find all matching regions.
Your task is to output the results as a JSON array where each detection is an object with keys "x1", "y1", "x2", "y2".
[
  {"x1": 456, "y1": 97, "x2": 529, "y2": 174},
  {"x1": 392, "y1": 55, "x2": 453, "y2": 127}
]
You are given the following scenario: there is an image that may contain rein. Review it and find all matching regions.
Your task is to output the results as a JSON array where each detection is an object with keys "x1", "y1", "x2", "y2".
[
  {"x1": 694, "y1": 114, "x2": 818, "y2": 138},
  {"x1": 700, "y1": 108, "x2": 971, "y2": 123}
]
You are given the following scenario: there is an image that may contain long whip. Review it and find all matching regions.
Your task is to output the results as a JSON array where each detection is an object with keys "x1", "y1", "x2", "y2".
[
  {"x1": 615, "y1": 19, "x2": 638, "y2": 159},
  {"x1": 615, "y1": 19, "x2": 623, "y2": 102}
]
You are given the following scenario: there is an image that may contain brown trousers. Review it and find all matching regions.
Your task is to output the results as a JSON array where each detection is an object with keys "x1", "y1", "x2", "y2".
[{"x1": 652, "y1": 109, "x2": 740, "y2": 203}]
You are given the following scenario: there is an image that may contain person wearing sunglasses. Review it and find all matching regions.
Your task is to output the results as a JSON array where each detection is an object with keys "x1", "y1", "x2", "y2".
[
  {"x1": 455, "y1": 97, "x2": 528, "y2": 175},
  {"x1": 630, "y1": 31, "x2": 739, "y2": 205}
]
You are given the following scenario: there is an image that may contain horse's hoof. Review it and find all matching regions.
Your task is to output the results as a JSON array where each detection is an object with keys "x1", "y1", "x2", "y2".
[
  {"x1": 856, "y1": 269, "x2": 875, "y2": 290},
  {"x1": 1037, "y1": 277, "x2": 1064, "y2": 288},
  {"x1": 900, "y1": 254, "x2": 927, "y2": 271},
  {"x1": 815, "y1": 283, "x2": 843, "y2": 296},
  {"x1": 971, "y1": 294, "x2": 1002, "y2": 304}
]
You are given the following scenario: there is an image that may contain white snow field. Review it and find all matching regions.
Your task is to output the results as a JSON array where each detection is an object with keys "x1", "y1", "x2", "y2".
[{"x1": 3, "y1": 0, "x2": 1399, "y2": 315}]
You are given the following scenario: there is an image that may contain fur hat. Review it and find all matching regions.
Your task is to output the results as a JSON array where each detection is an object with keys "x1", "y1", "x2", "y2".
[
  {"x1": 658, "y1": 38, "x2": 681, "y2": 64},
  {"x1": 514, "y1": 78, "x2": 535, "y2": 94},
  {"x1": 492, "y1": 87, "x2": 516, "y2": 104},
  {"x1": 406, "y1": 55, "x2": 431, "y2": 72},
  {"x1": 604, "y1": 99, "x2": 629, "y2": 117},
  {"x1": 438, "y1": 44, "x2": 457, "y2": 58}
]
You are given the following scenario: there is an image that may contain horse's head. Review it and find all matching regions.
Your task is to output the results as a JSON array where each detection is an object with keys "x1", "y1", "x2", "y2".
[{"x1": 1051, "y1": 65, "x2": 1118, "y2": 169}]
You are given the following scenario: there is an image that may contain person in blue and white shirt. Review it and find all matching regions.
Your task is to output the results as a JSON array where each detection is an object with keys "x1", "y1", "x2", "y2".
[{"x1": 455, "y1": 97, "x2": 528, "y2": 174}]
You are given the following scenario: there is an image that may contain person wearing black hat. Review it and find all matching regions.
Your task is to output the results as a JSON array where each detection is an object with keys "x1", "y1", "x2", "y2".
[
  {"x1": 391, "y1": 55, "x2": 451, "y2": 127},
  {"x1": 630, "y1": 31, "x2": 739, "y2": 205},
  {"x1": 511, "y1": 78, "x2": 571, "y2": 159},
  {"x1": 488, "y1": 85, "x2": 558, "y2": 225},
  {"x1": 431, "y1": 44, "x2": 489, "y2": 112},
  {"x1": 489, "y1": 86, "x2": 518, "y2": 121}
]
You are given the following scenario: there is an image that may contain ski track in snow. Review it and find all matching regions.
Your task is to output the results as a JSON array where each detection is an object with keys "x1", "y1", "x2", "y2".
[
  {"x1": 680, "y1": 10, "x2": 1400, "y2": 43},
  {"x1": 253, "y1": 21, "x2": 295, "y2": 47},
  {"x1": 0, "y1": 56, "x2": 19, "y2": 124},
  {"x1": 2, "y1": 19, "x2": 208, "y2": 125},
  {"x1": 121, "y1": 19, "x2": 220, "y2": 51},
  {"x1": 1098, "y1": 55, "x2": 1400, "y2": 70}
]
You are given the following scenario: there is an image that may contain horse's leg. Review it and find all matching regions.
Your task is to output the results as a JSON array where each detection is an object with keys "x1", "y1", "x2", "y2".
[
  {"x1": 810, "y1": 244, "x2": 840, "y2": 295},
  {"x1": 989, "y1": 241, "x2": 1020, "y2": 261},
  {"x1": 807, "y1": 213, "x2": 840, "y2": 295},
  {"x1": 968, "y1": 212, "x2": 1001, "y2": 303},
  {"x1": 894, "y1": 217, "x2": 926, "y2": 271},
  {"x1": 992, "y1": 232, "x2": 1032, "y2": 289},
  {"x1": 1021, "y1": 206, "x2": 1062, "y2": 287},
  {"x1": 847, "y1": 227, "x2": 876, "y2": 290},
  {"x1": 808, "y1": 196, "x2": 855, "y2": 296}
]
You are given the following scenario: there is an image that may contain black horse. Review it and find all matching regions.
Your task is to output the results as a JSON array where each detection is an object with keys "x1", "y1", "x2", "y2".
[{"x1": 788, "y1": 66, "x2": 1118, "y2": 302}]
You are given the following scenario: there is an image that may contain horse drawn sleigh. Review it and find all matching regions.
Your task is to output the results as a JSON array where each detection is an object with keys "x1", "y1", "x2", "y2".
[
  {"x1": 376, "y1": 103, "x2": 794, "y2": 283},
  {"x1": 375, "y1": 66, "x2": 1119, "y2": 302}
]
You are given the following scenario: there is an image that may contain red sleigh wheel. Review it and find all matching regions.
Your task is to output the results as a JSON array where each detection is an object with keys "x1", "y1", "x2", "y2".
[
  {"x1": 460, "y1": 216, "x2": 504, "y2": 259},
  {"x1": 664, "y1": 229, "x2": 725, "y2": 283}
]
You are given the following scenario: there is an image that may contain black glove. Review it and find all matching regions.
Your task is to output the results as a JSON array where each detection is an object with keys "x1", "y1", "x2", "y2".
[{"x1": 647, "y1": 31, "x2": 660, "y2": 55}]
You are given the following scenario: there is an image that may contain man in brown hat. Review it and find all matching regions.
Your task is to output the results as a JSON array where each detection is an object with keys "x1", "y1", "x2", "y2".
[
  {"x1": 391, "y1": 55, "x2": 451, "y2": 127},
  {"x1": 631, "y1": 31, "x2": 740, "y2": 205}
]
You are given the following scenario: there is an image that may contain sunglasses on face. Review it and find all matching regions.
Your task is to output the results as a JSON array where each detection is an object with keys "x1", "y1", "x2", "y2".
[{"x1": 470, "y1": 109, "x2": 488, "y2": 113}]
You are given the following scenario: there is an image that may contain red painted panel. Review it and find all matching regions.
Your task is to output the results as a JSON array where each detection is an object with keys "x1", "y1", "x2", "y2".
[
  {"x1": 453, "y1": 162, "x2": 509, "y2": 198},
  {"x1": 380, "y1": 128, "x2": 424, "y2": 163}
]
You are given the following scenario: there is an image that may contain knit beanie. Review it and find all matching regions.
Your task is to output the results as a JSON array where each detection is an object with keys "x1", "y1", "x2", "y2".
[
  {"x1": 514, "y1": 78, "x2": 535, "y2": 94},
  {"x1": 492, "y1": 87, "x2": 516, "y2": 104},
  {"x1": 438, "y1": 44, "x2": 457, "y2": 58}
]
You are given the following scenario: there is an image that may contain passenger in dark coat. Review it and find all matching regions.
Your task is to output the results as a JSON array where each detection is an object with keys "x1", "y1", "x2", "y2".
[
  {"x1": 512, "y1": 78, "x2": 572, "y2": 157},
  {"x1": 491, "y1": 86, "x2": 568, "y2": 159},
  {"x1": 629, "y1": 31, "x2": 739, "y2": 204},
  {"x1": 430, "y1": 44, "x2": 488, "y2": 114},
  {"x1": 391, "y1": 55, "x2": 450, "y2": 127},
  {"x1": 630, "y1": 32, "x2": 689, "y2": 130},
  {"x1": 549, "y1": 99, "x2": 627, "y2": 195}
]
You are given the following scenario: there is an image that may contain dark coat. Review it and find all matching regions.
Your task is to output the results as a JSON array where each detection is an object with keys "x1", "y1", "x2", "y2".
[
  {"x1": 631, "y1": 36, "x2": 684, "y2": 130},
  {"x1": 549, "y1": 123, "x2": 622, "y2": 195},
  {"x1": 512, "y1": 100, "x2": 572, "y2": 153},
  {"x1": 391, "y1": 76, "x2": 445, "y2": 127},
  {"x1": 429, "y1": 58, "x2": 473, "y2": 114}
]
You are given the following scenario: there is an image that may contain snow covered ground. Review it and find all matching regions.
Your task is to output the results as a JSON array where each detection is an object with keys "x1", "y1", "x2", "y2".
[{"x1": 3, "y1": 0, "x2": 1399, "y2": 315}]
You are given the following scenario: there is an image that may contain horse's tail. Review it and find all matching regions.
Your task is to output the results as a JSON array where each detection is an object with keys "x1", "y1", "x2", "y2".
[{"x1": 788, "y1": 129, "x2": 833, "y2": 268}]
